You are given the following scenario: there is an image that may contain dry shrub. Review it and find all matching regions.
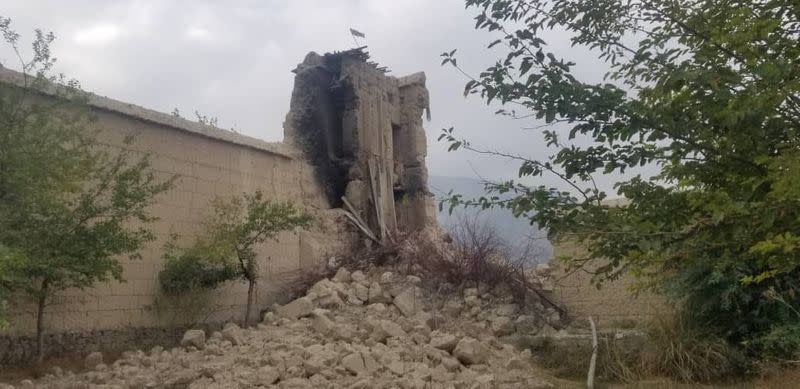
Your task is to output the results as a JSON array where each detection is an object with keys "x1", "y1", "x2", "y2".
[{"x1": 396, "y1": 215, "x2": 561, "y2": 313}]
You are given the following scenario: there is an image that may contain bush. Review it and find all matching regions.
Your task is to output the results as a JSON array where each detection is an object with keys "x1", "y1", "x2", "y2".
[
  {"x1": 752, "y1": 323, "x2": 800, "y2": 362},
  {"x1": 157, "y1": 191, "x2": 311, "y2": 325},
  {"x1": 158, "y1": 251, "x2": 238, "y2": 295}
]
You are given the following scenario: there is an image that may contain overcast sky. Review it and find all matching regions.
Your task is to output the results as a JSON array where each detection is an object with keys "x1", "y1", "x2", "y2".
[{"x1": 1, "y1": 0, "x2": 630, "y2": 197}]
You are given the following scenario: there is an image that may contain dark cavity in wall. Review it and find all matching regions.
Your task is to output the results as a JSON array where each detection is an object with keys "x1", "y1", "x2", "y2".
[{"x1": 285, "y1": 52, "x2": 351, "y2": 207}]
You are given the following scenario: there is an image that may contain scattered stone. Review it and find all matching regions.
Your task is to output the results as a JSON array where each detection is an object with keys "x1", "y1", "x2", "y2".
[
  {"x1": 341, "y1": 352, "x2": 366, "y2": 375},
  {"x1": 276, "y1": 296, "x2": 314, "y2": 320},
  {"x1": 351, "y1": 270, "x2": 367, "y2": 284},
  {"x1": 453, "y1": 337, "x2": 489, "y2": 365},
  {"x1": 311, "y1": 309, "x2": 334, "y2": 335},
  {"x1": 491, "y1": 316, "x2": 516, "y2": 337},
  {"x1": 222, "y1": 322, "x2": 243, "y2": 345},
  {"x1": 368, "y1": 282, "x2": 390, "y2": 304},
  {"x1": 515, "y1": 315, "x2": 538, "y2": 334},
  {"x1": 180, "y1": 329, "x2": 206, "y2": 349},
  {"x1": 494, "y1": 303, "x2": 519, "y2": 316},
  {"x1": 505, "y1": 357, "x2": 528, "y2": 370},
  {"x1": 393, "y1": 286, "x2": 423, "y2": 317},
  {"x1": 429, "y1": 330, "x2": 459, "y2": 352},
  {"x1": 379, "y1": 272, "x2": 394, "y2": 283},
  {"x1": 332, "y1": 267, "x2": 352, "y2": 283},
  {"x1": 406, "y1": 275, "x2": 422, "y2": 284},
  {"x1": 12, "y1": 262, "x2": 555, "y2": 388},
  {"x1": 84, "y1": 351, "x2": 103, "y2": 370},
  {"x1": 354, "y1": 283, "x2": 369, "y2": 301},
  {"x1": 18, "y1": 380, "x2": 34, "y2": 389}
]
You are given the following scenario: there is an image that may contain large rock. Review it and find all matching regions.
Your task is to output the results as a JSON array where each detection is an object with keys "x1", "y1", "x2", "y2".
[
  {"x1": 494, "y1": 304, "x2": 519, "y2": 317},
  {"x1": 453, "y1": 337, "x2": 489, "y2": 365},
  {"x1": 371, "y1": 319, "x2": 407, "y2": 342},
  {"x1": 353, "y1": 283, "x2": 369, "y2": 301},
  {"x1": 84, "y1": 351, "x2": 103, "y2": 370},
  {"x1": 368, "y1": 282, "x2": 391, "y2": 304},
  {"x1": 351, "y1": 270, "x2": 367, "y2": 284},
  {"x1": 491, "y1": 316, "x2": 516, "y2": 337},
  {"x1": 258, "y1": 366, "x2": 280, "y2": 384},
  {"x1": 332, "y1": 267, "x2": 352, "y2": 283},
  {"x1": 429, "y1": 331, "x2": 458, "y2": 352},
  {"x1": 311, "y1": 309, "x2": 334, "y2": 335},
  {"x1": 276, "y1": 297, "x2": 314, "y2": 320},
  {"x1": 515, "y1": 315, "x2": 538, "y2": 334},
  {"x1": 393, "y1": 286, "x2": 424, "y2": 317},
  {"x1": 341, "y1": 352, "x2": 366, "y2": 375},
  {"x1": 222, "y1": 322, "x2": 243, "y2": 345},
  {"x1": 317, "y1": 292, "x2": 344, "y2": 309},
  {"x1": 180, "y1": 329, "x2": 206, "y2": 349}
]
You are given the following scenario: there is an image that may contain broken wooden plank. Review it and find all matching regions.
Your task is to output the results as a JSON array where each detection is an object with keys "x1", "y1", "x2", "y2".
[
  {"x1": 342, "y1": 210, "x2": 379, "y2": 243},
  {"x1": 368, "y1": 158, "x2": 386, "y2": 242}
]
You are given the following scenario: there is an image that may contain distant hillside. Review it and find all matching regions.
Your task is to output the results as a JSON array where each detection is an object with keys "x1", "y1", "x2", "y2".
[{"x1": 429, "y1": 175, "x2": 553, "y2": 264}]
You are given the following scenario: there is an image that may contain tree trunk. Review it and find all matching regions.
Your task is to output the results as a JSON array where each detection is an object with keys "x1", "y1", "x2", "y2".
[
  {"x1": 245, "y1": 279, "x2": 256, "y2": 326},
  {"x1": 36, "y1": 279, "x2": 49, "y2": 365}
]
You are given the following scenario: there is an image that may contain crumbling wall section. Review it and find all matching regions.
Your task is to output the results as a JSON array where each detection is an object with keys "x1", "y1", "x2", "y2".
[{"x1": 284, "y1": 48, "x2": 437, "y2": 239}]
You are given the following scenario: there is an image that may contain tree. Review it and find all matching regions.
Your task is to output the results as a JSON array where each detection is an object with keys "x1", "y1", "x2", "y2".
[
  {"x1": 0, "y1": 18, "x2": 174, "y2": 362},
  {"x1": 440, "y1": 0, "x2": 800, "y2": 359},
  {"x1": 159, "y1": 191, "x2": 312, "y2": 325}
]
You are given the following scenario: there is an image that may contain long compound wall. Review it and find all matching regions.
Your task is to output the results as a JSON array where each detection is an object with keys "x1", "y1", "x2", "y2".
[
  {"x1": 549, "y1": 240, "x2": 671, "y2": 326},
  {"x1": 0, "y1": 69, "x2": 357, "y2": 341}
]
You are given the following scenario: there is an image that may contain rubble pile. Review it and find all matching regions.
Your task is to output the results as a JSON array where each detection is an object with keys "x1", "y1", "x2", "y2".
[{"x1": 4, "y1": 267, "x2": 561, "y2": 389}]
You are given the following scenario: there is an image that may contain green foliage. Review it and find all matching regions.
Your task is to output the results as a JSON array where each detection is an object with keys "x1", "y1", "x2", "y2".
[
  {"x1": 158, "y1": 191, "x2": 311, "y2": 323},
  {"x1": 0, "y1": 17, "x2": 173, "y2": 358},
  {"x1": 441, "y1": 0, "x2": 800, "y2": 364},
  {"x1": 158, "y1": 237, "x2": 238, "y2": 295},
  {"x1": 752, "y1": 322, "x2": 800, "y2": 361}
]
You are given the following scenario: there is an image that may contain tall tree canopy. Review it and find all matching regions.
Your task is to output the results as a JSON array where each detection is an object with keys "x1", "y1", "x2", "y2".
[{"x1": 440, "y1": 0, "x2": 800, "y2": 357}]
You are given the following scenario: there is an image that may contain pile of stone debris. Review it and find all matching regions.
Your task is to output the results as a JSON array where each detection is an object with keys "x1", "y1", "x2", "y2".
[{"x1": 3, "y1": 267, "x2": 562, "y2": 389}]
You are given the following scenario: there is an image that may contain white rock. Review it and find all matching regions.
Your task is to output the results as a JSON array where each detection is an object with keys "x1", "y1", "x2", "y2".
[
  {"x1": 505, "y1": 357, "x2": 528, "y2": 370},
  {"x1": 332, "y1": 267, "x2": 352, "y2": 283},
  {"x1": 317, "y1": 292, "x2": 344, "y2": 309},
  {"x1": 311, "y1": 310, "x2": 334, "y2": 335},
  {"x1": 379, "y1": 272, "x2": 394, "y2": 283},
  {"x1": 491, "y1": 316, "x2": 515, "y2": 337},
  {"x1": 429, "y1": 331, "x2": 458, "y2": 352},
  {"x1": 380, "y1": 320, "x2": 407, "y2": 338},
  {"x1": 393, "y1": 286, "x2": 423, "y2": 317},
  {"x1": 494, "y1": 304, "x2": 519, "y2": 316},
  {"x1": 368, "y1": 282, "x2": 390, "y2": 304},
  {"x1": 354, "y1": 283, "x2": 369, "y2": 301},
  {"x1": 84, "y1": 351, "x2": 103, "y2": 370},
  {"x1": 515, "y1": 315, "x2": 538, "y2": 333},
  {"x1": 180, "y1": 329, "x2": 206, "y2": 349},
  {"x1": 222, "y1": 322, "x2": 243, "y2": 345},
  {"x1": 276, "y1": 297, "x2": 314, "y2": 320},
  {"x1": 351, "y1": 270, "x2": 367, "y2": 284},
  {"x1": 341, "y1": 352, "x2": 366, "y2": 375},
  {"x1": 406, "y1": 275, "x2": 422, "y2": 284},
  {"x1": 453, "y1": 337, "x2": 489, "y2": 365}
]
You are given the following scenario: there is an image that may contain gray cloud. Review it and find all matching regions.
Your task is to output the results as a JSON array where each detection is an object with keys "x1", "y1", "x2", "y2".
[{"x1": 2, "y1": 0, "x2": 636, "y2": 197}]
